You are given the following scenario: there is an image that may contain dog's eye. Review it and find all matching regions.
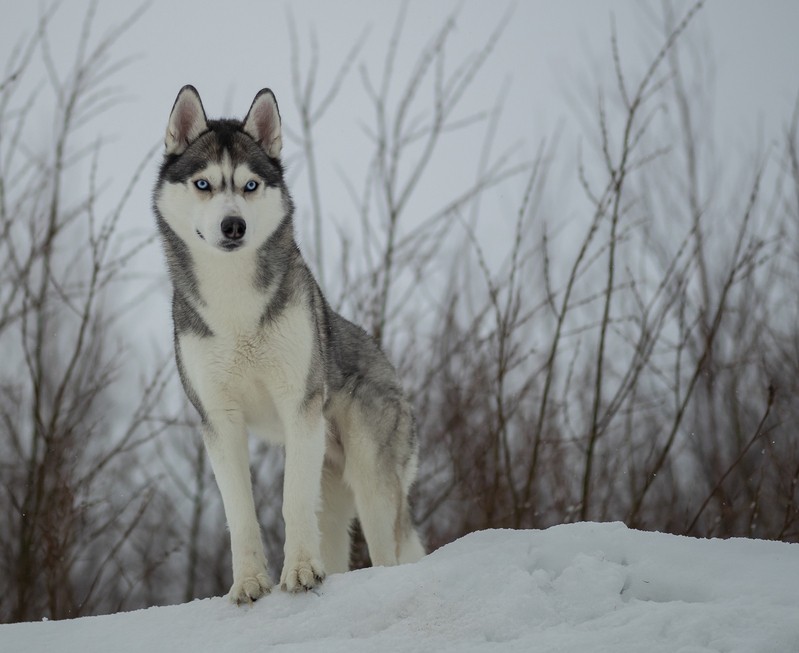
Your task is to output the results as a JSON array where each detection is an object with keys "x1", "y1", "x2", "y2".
[
  {"x1": 194, "y1": 179, "x2": 210, "y2": 191},
  {"x1": 244, "y1": 180, "x2": 259, "y2": 193}
]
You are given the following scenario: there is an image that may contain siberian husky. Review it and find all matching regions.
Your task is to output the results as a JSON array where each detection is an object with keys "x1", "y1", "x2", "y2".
[{"x1": 153, "y1": 86, "x2": 424, "y2": 603}]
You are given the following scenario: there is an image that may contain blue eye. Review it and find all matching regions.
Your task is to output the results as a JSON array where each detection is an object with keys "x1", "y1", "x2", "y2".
[
  {"x1": 244, "y1": 180, "x2": 259, "y2": 192},
  {"x1": 194, "y1": 179, "x2": 210, "y2": 191}
]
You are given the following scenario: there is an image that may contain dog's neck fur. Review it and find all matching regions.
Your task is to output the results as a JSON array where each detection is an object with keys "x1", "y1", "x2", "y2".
[
  {"x1": 192, "y1": 245, "x2": 266, "y2": 334},
  {"x1": 164, "y1": 212, "x2": 300, "y2": 337}
]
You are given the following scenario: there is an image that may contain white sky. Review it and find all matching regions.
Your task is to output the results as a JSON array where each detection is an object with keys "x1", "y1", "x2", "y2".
[
  {"x1": 4, "y1": 2, "x2": 797, "y2": 173},
  {"x1": 3, "y1": 0, "x2": 797, "y2": 228},
  {"x1": 1, "y1": 0, "x2": 798, "y2": 351}
]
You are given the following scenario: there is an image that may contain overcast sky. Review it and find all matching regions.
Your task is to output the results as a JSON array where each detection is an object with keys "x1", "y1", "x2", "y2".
[
  {"x1": 4, "y1": 2, "x2": 795, "y2": 130},
  {"x1": 3, "y1": 1, "x2": 797, "y2": 227},
  {"x1": 2, "y1": 0, "x2": 798, "y2": 350},
  {"x1": 4, "y1": 3, "x2": 797, "y2": 174}
]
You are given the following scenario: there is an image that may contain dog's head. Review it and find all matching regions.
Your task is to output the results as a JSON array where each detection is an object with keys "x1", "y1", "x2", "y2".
[{"x1": 154, "y1": 86, "x2": 290, "y2": 253}]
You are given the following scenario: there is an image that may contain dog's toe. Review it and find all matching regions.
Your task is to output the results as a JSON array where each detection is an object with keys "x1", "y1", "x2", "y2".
[
  {"x1": 229, "y1": 572, "x2": 273, "y2": 605},
  {"x1": 280, "y1": 553, "x2": 325, "y2": 592}
]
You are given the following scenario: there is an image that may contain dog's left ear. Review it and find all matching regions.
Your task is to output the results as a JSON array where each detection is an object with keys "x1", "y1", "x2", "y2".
[{"x1": 243, "y1": 89, "x2": 282, "y2": 159}]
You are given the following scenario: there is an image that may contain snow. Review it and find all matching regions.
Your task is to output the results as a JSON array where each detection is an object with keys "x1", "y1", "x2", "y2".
[{"x1": 3, "y1": 523, "x2": 797, "y2": 652}]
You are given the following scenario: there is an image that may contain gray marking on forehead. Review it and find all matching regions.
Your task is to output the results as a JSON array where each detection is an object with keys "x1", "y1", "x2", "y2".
[{"x1": 158, "y1": 118, "x2": 285, "y2": 187}]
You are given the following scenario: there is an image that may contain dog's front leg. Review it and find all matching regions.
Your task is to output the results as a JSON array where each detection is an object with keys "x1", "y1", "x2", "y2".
[
  {"x1": 203, "y1": 422, "x2": 272, "y2": 603},
  {"x1": 279, "y1": 411, "x2": 326, "y2": 592}
]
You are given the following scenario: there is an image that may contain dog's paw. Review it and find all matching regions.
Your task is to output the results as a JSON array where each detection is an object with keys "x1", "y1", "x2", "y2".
[
  {"x1": 280, "y1": 551, "x2": 325, "y2": 592},
  {"x1": 228, "y1": 572, "x2": 273, "y2": 605}
]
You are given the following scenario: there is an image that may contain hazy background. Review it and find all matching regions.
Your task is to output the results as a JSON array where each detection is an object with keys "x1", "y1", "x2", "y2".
[
  {"x1": 2, "y1": 0, "x2": 799, "y2": 622},
  {"x1": 2, "y1": 0, "x2": 797, "y2": 344},
  {"x1": 3, "y1": 1, "x2": 797, "y2": 286}
]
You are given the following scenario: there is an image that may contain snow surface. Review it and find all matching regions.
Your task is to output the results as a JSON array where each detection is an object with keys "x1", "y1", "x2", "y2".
[{"x1": 3, "y1": 523, "x2": 798, "y2": 652}]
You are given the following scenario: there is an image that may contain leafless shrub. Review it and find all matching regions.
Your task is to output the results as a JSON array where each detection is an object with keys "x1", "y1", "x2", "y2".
[
  {"x1": 0, "y1": 2, "x2": 170, "y2": 622},
  {"x1": 284, "y1": 0, "x2": 799, "y2": 556}
]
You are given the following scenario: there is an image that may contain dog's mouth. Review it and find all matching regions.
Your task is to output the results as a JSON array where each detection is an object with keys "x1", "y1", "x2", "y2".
[
  {"x1": 196, "y1": 229, "x2": 242, "y2": 251},
  {"x1": 220, "y1": 240, "x2": 243, "y2": 251}
]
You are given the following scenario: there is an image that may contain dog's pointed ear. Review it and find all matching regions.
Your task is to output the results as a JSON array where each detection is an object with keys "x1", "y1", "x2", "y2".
[
  {"x1": 165, "y1": 85, "x2": 208, "y2": 155},
  {"x1": 242, "y1": 89, "x2": 282, "y2": 159}
]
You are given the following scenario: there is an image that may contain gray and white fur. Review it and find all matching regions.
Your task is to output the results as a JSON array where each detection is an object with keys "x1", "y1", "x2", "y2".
[{"x1": 153, "y1": 86, "x2": 424, "y2": 602}]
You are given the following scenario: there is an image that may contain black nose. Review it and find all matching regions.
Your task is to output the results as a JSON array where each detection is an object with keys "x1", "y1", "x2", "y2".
[{"x1": 221, "y1": 216, "x2": 246, "y2": 240}]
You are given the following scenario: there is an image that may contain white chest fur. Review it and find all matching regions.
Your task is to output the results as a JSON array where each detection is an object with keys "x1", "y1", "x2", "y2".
[
  {"x1": 192, "y1": 247, "x2": 268, "y2": 332},
  {"x1": 179, "y1": 251, "x2": 314, "y2": 443}
]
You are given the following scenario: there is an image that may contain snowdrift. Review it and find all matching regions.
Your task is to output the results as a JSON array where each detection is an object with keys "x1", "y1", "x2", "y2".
[{"x1": 3, "y1": 522, "x2": 798, "y2": 652}]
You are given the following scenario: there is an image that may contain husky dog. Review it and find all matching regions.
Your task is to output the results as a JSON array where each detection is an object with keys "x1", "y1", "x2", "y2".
[{"x1": 153, "y1": 86, "x2": 425, "y2": 603}]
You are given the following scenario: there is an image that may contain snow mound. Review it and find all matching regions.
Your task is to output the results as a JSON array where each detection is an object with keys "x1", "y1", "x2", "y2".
[{"x1": 3, "y1": 523, "x2": 798, "y2": 652}]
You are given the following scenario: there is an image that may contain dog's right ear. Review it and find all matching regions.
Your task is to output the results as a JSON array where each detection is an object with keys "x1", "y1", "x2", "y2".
[{"x1": 165, "y1": 85, "x2": 208, "y2": 155}]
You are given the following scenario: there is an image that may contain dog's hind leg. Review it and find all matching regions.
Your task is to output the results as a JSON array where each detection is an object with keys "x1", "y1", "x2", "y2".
[
  {"x1": 348, "y1": 465, "x2": 424, "y2": 567},
  {"x1": 343, "y1": 405, "x2": 425, "y2": 568},
  {"x1": 348, "y1": 466, "x2": 402, "y2": 566},
  {"x1": 396, "y1": 447, "x2": 425, "y2": 565},
  {"x1": 351, "y1": 468, "x2": 425, "y2": 567},
  {"x1": 397, "y1": 496, "x2": 425, "y2": 564},
  {"x1": 318, "y1": 461, "x2": 355, "y2": 574},
  {"x1": 203, "y1": 421, "x2": 272, "y2": 603}
]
